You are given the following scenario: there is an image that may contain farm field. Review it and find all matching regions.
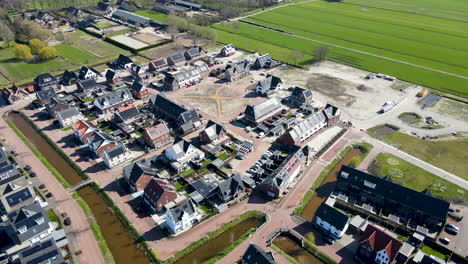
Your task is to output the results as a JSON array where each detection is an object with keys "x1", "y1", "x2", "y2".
[
  {"x1": 371, "y1": 153, "x2": 468, "y2": 203},
  {"x1": 26, "y1": 0, "x2": 99, "y2": 10},
  {"x1": 134, "y1": 10, "x2": 169, "y2": 22},
  {"x1": 66, "y1": 30, "x2": 130, "y2": 58},
  {"x1": 213, "y1": 0, "x2": 468, "y2": 98}
]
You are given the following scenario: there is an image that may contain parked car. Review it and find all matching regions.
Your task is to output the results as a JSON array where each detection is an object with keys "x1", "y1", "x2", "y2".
[
  {"x1": 445, "y1": 226, "x2": 458, "y2": 235},
  {"x1": 448, "y1": 206, "x2": 456, "y2": 212},
  {"x1": 439, "y1": 237, "x2": 450, "y2": 244},
  {"x1": 225, "y1": 164, "x2": 233, "y2": 169},
  {"x1": 236, "y1": 155, "x2": 245, "y2": 160},
  {"x1": 446, "y1": 224, "x2": 459, "y2": 231}
]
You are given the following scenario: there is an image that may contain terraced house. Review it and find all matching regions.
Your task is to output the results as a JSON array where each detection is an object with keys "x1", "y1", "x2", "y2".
[
  {"x1": 165, "y1": 137, "x2": 205, "y2": 172},
  {"x1": 278, "y1": 111, "x2": 326, "y2": 146},
  {"x1": 150, "y1": 93, "x2": 200, "y2": 133}
]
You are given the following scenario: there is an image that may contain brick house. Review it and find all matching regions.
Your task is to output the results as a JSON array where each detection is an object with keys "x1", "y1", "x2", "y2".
[
  {"x1": 143, "y1": 123, "x2": 171, "y2": 149},
  {"x1": 323, "y1": 103, "x2": 341, "y2": 126},
  {"x1": 143, "y1": 177, "x2": 181, "y2": 213},
  {"x1": 114, "y1": 104, "x2": 140, "y2": 124},
  {"x1": 278, "y1": 111, "x2": 326, "y2": 146},
  {"x1": 1, "y1": 85, "x2": 23, "y2": 105},
  {"x1": 130, "y1": 81, "x2": 149, "y2": 99},
  {"x1": 123, "y1": 156, "x2": 159, "y2": 192},
  {"x1": 290, "y1": 86, "x2": 312, "y2": 106},
  {"x1": 148, "y1": 58, "x2": 167, "y2": 72},
  {"x1": 73, "y1": 120, "x2": 98, "y2": 144},
  {"x1": 220, "y1": 44, "x2": 235, "y2": 57},
  {"x1": 87, "y1": 132, "x2": 117, "y2": 158},
  {"x1": 358, "y1": 224, "x2": 403, "y2": 264},
  {"x1": 149, "y1": 93, "x2": 199, "y2": 133},
  {"x1": 199, "y1": 120, "x2": 230, "y2": 145}
]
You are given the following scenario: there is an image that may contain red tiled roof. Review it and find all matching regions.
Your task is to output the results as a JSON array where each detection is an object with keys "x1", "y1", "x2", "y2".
[
  {"x1": 361, "y1": 224, "x2": 403, "y2": 261},
  {"x1": 145, "y1": 123, "x2": 170, "y2": 140}
]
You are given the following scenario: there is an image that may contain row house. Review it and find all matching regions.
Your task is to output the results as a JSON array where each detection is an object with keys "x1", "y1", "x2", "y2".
[
  {"x1": 162, "y1": 63, "x2": 209, "y2": 91},
  {"x1": 224, "y1": 61, "x2": 249, "y2": 82},
  {"x1": 358, "y1": 224, "x2": 403, "y2": 264},
  {"x1": 57, "y1": 106, "x2": 84, "y2": 128},
  {"x1": 143, "y1": 123, "x2": 172, "y2": 149},
  {"x1": 73, "y1": 120, "x2": 98, "y2": 144},
  {"x1": 16, "y1": 239, "x2": 64, "y2": 264},
  {"x1": 256, "y1": 75, "x2": 283, "y2": 97},
  {"x1": 103, "y1": 143, "x2": 131, "y2": 169},
  {"x1": 93, "y1": 88, "x2": 133, "y2": 115},
  {"x1": 0, "y1": 147, "x2": 21, "y2": 186},
  {"x1": 257, "y1": 146, "x2": 308, "y2": 198},
  {"x1": 123, "y1": 156, "x2": 159, "y2": 192},
  {"x1": 150, "y1": 93, "x2": 199, "y2": 133},
  {"x1": 244, "y1": 97, "x2": 283, "y2": 125},
  {"x1": 148, "y1": 58, "x2": 167, "y2": 72},
  {"x1": 199, "y1": 120, "x2": 230, "y2": 145},
  {"x1": 278, "y1": 111, "x2": 326, "y2": 146},
  {"x1": 165, "y1": 137, "x2": 205, "y2": 172},
  {"x1": 87, "y1": 132, "x2": 117, "y2": 158},
  {"x1": 143, "y1": 177, "x2": 184, "y2": 213},
  {"x1": 335, "y1": 166, "x2": 450, "y2": 231},
  {"x1": 114, "y1": 104, "x2": 140, "y2": 124}
]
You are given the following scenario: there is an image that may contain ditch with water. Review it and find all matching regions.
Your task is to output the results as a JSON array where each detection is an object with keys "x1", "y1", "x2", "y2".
[
  {"x1": 300, "y1": 148, "x2": 363, "y2": 221},
  {"x1": 273, "y1": 235, "x2": 324, "y2": 264},
  {"x1": 7, "y1": 111, "x2": 149, "y2": 264}
]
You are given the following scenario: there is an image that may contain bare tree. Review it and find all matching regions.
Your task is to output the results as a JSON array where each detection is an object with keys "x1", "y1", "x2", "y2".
[
  {"x1": 167, "y1": 26, "x2": 178, "y2": 42},
  {"x1": 0, "y1": 22, "x2": 14, "y2": 47},
  {"x1": 313, "y1": 46, "x2": 329, "y2": 63}
]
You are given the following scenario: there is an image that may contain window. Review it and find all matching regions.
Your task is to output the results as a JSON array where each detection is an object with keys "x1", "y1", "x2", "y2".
[
  {"x1": 36, "y1": 217, "x2": 45, "y2": 225},
  {"x1": 18, "y1": 226, "x2": 27, "y2": 234}
]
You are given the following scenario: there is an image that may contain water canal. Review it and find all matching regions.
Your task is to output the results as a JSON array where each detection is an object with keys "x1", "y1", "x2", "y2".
[
  {"x1": 7, "y1": 111, "x2": 149, "y2": 264},
  {"x1": 273, "y1": 235, "x2": 324, "y2": 264},
  {"x1": 300, "y1": 148, "x2": 363, "y2": 221}
]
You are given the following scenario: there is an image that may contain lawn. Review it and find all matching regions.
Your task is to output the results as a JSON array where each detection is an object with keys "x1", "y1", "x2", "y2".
[
  {"x1": 420, "y1": 244, "x2": 447, "y2": 260},
  {"x1": 212, "y1": 0, "x2": 468, "y2": 98},
  {"x1": 94, "y1": 21, "x2": 114, "y2": 29},
  {"x1": 26, "y1": 0, "x2": 100, "y2": 10},
  {"x1": 134, "y1": 10, "x2": 169, "y2": 22},
  {"x1": 65, "y1": 30, "x2": 130, "y2": 58},
  {"x1": 55, "y1": 44, "x2": 96, "y2": 64},
  {"x1": 371, "y1": 153, "x2": 468, "y2": 202},
  {"x1": 368, "y1": 128, "x2": 468, "y2": 180},
  {"x1": 107, "y1": 28, "x2": 133, "y2": 37},
  {"x1": 47, "y1": 209, "x2": 62, "y2": 230}
]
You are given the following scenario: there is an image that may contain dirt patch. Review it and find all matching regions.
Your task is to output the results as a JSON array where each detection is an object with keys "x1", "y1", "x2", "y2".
[
  {"x1": 399, "y1": 112, "x2": 421, "y2": 124},
  {"x1": 306, "y1": 75, "x2": 356, "y2": 106},
  {"x1": 132, "y1": 33, "x2": 166, "y2": 45},
  {"x1": 373, "y1": 124, "x2": 398, "y2": 137}
]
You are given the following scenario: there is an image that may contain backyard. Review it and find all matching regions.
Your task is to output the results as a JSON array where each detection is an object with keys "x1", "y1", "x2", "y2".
[{"x1": 370, "y1": 153, "x2": 468, "y2": 203}]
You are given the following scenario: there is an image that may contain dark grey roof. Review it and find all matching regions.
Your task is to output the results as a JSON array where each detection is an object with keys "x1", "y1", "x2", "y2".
[
  {"x1": 244, "y1": 97, "x2": 282, "y2": 119},
  {"x1": 168, "y1": 53, "x2": 185, "y2": 63},
  {"x1": 105, "y1": 69, "x2": 117, "y2": 81},
  {"x1": 62, "y1": 70, "x2": 77, "y2": 83},
  {"x1": 104, "y1": 144, "x2": 126, "y2": 159},
  {"x1": 169, "y1": 200, "x2": 196, "y2": 224},
  {"x1": 97, "y1": 1, "x2": 110, "y2": 11},
  {"x1": 192, "y1": 178, "x2": 218, "y2": 199},
  {"x1": 88, "y1": 132, "x2": 115, "y2": 150},
  {"x1": 57, "y1": 106, "x2": 80, "y2": 120},
  {"x1": 116, "y1": 54, "x2": 132, "y2": 65},
  {"x1": 94, "y1": 88, "x2": 132, "y2": 109},
  {"x1": 117, "y1": 105, "x2": 140, "y2": 120},
  {"x1": 337, "y1": 166, "x2": 450, "y2": 220},
  {"x1": 315, "y1": 203, "x2": 349, "y2": 230},
  {"x1": 184, "y1": 47, "x2": 200, "y2": 59},
  {"x1": 36, "y1": 89, "x2": 56, "y2": 101},
  {"x1": 151, "y1": 94, "x2": 198, "y2": 124},
  {"x1": 34, "y1": 73, "x2": 57, "y2": 86},
  {"x1": 203, "y1": 120, "x2": 226, "y2": 141},
  {"x1": 286, "y1": 112, "x2": 326, "y2": 142},
  {"x1": 168, "y1": 137, "x2": 194, "y2": 160},
  {"x1": 19, "y1": 239, "x2": 64, "y2": 264},
  {"x1": 225, "y1": 61, "x2": 249, "y2": 76},
  {"x1": 7, "y1": 201, "x2": 50, "y2": 243},
  {"x1": 242, "y1": 244, "x2": 276, "y2": 264},
  {"x1": 4, "y1": 186, "x2": 33, "y2": 208},
  {"x1": 217, "y1": 174, "x2": 244, "y2": 201},
  {"x1": 323, "y1": 103, "x2": 340, "y2": 118},
  {"x1": 255, "y1": 54, "x2": 272, "y2": 68},
  {"x1": 258, "y1": 75, "x2": 282, "y2": 90},
  {"x1": 78, "y1": 66, "x2": 94, "y2": 79},
  {"x1": 113, "y1": 9, "x2": 151, "y2": 24},
  {"x1": 77, "y1": 79, "x2": 100, "y2": 91},
  {"x1": 123, "y1": 156, "x2": 159, "y2": 184},
  {"x1": 0, "y1": 148, "x2": 20, "y2": 185},
  {"x1": 291, "y1": 86, "x2": 312, "y2": 99},
  {"x1": 174, "y1": 0, "x2": 202, "y2": 8},
  {"x1": 131, "y1": 81, "x2": 146, "y2": 93}
]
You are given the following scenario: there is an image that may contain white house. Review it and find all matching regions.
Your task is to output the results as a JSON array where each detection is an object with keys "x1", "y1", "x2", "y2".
[
  {"x1": 57, "y1": 106, "x2": 84, "y2": 128},
  {"x1": 165, "y1": 137, "x2": 205, "y2": 172},
  {"x1": 165, "y1": 200, "x2": 199, "y2": 234},
  {"x1": 103, "y1": 144, "x2": 131, "y2": 169},
  {"x1": 78, "y1": 66, "x2": 97, "y2": 80},
  {"x1": 314, "y1": 203, "x2": 349, "y2": 238},
  {"x1": 256, "y1": 75, "x2": 282, "y2": 96}
]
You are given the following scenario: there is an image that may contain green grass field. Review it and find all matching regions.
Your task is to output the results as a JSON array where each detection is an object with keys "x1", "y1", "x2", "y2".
[
  {"x1": 94, "y1": 21, "x2": 114, "y2": 29},
  {"x1": 134, "y1": 10, "x2": 169, "y2": 22},
  {"x1": 372, "y1": 153, "x2": 467, "y2": 202},
  {"x1": 369, "y1": 128, "x2": 468, "y2": 180},
  {"x1": 66, "y1": 30, "x2": 130, "y2": 58},
  {"x1": 213, "y1": 0, "x2": 468, "y2": 98}
]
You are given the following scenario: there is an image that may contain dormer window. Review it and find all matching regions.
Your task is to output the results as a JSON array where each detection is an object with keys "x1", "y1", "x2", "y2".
[
  {"x1": 18, "y1": 226, "x2": 27, "y2": 234},
  {"x1": 36, "y1": 217, "x2": 45, "y2": 225},
  {"x1": 340, "y1": 171, "x2": 349, "y2": 178}
]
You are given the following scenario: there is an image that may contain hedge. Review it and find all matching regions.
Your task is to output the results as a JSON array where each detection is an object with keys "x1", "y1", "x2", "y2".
[{"x1": 17, "y1": 112, "x2": 89, "y2": 181}]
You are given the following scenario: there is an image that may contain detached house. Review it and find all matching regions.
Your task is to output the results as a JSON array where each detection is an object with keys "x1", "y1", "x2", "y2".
[
  {"x1": 165, "y1": 137, "x2": 205, "y2": 172},
  {"x1": 216, "y1": 174, "x2": 245, "y2": 203},
  {"x1": 184, "y1": 46, "x2": 204, "y2": 61},
  {"x1": 199, "y1": 120, "x2": 229, "y2": 145},
  {"x1": 148, "y1": 58, "x2": 167, "y2": 72},
  {"x1": 290, "y1": 86, "x2": 312, "y2": 106},
  {"x1": 78, "y1": 66, "x2": 97, "y2": 80},
  {"x1": 94, "y1": 88, "x2": 133, "y2": 115},
  {"x1": 114, "y1": 104, "x2": 140, "y2": 124},
  {"x1": 61, "y1": 70, "x2": 78, "y2": 86},
  {"x1": 358, "y1": 224, "x2": 403, "y2": 264},
  {"x1": 278, "y1": 111, "x2": 326, "y2": 146},
  {"x1": 87, "y1": 132, "x2": 117, "y2": 158},
  {"x1": 103, "y1": 143, "x2": 130, "y2": 169},
  {"x1": 256, "y1": 75, "x2": 282, "y2": 97},
  {"x1": 244, "y1": 97, "x2": 283, "y2": 125},
  {"x1": 242, "y1": 244, "x2": 276, "y2": 264},
  {"x1": 36, "y1": 88, "x2": 56, "y2": 106},
  {"x1": 166, "y1": 199, "x2": 199, "y2": 234},
  {"x1": 323, "y1": 104, "x2": 341, "y2": 126},
  {"x1": 1, "y1": 85, "x2": 22, "y2": 105},
  {"x1": 105, "y1": 69, "x2": 120, "y2": 83},
  {"x1": 73, "y1": 120, "x2": 98, "y2": 144},
  {"x1": 143, "y1": 178, "x2": 183, "y2": 213},
  {"x1": 130, "y1": 81, "x2": 149, "y2": 99},
  {"x1": 167, "y1": 53, "x2": 185, "y2": 66},
  {"x1": 254, "y1": 54, "x2": 272, "y2": 69},
  {"x1": 220, "y1": 44, "x2": 235, "y2": 57},
  {"x1": 65, "y1": 6, "x2": 83, "y2": 17},
  {"x1": 150, "y1": 93, "x2": 199, "y2": 133},
  {"x1": 131, "y1": 64, "x2": 146, "y2": 78},
  {"x1": 123, "y1": 156, "x2": 159, "y2": 192},
  {"x1": 224, "y1": 61, "x2": 249, "y2": 82},
  {"x1": 113, "y1": 54, "x2": 133, "y2": 69},
  {"x1": 143, "y1": 123, "x2": 172, "y2": 149},
  {"x1": 314, "y1": 203, "x2": 350, "y2": 238},
  {"x1": 34, "y1": 73, "x2": 58, "y2": 91},
  {"x1": 57, "y1": 106, "x2": 84, "y2": 128},
  {"x1": 97, "y1": 1, "x2": 112, "y2": 15}
]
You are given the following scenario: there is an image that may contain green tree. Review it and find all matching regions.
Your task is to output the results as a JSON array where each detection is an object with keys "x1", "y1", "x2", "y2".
[
  {"x1": 38, "y1": 46, "x2": 58, "y2": 61},
  {"x1": 29, "y1": 38, "x2": 45, "y2": 54},
  {"x1": 14, "y1": 44, "x2": 33, "y2": 60}
]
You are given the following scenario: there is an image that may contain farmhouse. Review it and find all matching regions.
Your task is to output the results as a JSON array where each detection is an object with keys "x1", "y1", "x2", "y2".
[
  {"x1": 34, "y1": 73, "x2": 58, "y2": 91},
  {"x1": 87, "y1": 132, "x2": 117, "y2": 158},
  {"x1": 78, "y1": 66, "x2": 97, "y2": 80},
  {"x1": 165, "y1": 199, "x2": 200, "y2": 234},
  {"x1": 290, "y1": 86, "x2": 312, "y2": 106},
  {"x1": 220, "y1": 44, "x2": 235, "y2": 57},
  {"x1": 314, "y1": 203, "x2": 350, "y2": 238},
  {"x1": 143, "y1": 123, "x2": 172, "y2": 149},
  {"x1": 150, "y1": 93, "x2": 199, "y2": 133},
  {"x1": 148, "y1": 58, "x2": 167, "y2": 71},
  {"x1": 278, "y1": 111, "x2": 326, "y2": 146},
  {"x1": 224, "y1": 61, "x2": 249, "y2": 82},
  {"x1": 123, "y1": 156, "x2": 159, "y2": 192},
  {"x1": 244, "y1": 97, "x2": 283, "y2": 125},
  {"x1": 57, "y1": 106, "x2": 84, "y2": 128},
  {"x1": 94, "y1": 88, "x2": 133, "y2": 115},
  {"x1": 65, "y1": 6, "x2": 83, "y2": 17},
  {"x1": 143, "y1": 178, "x2": 184, "y2": 213},
  {"x1": 73, "y1": 120, "x2": 98, "y2": 144},
  {"x1": 199, "y1": 120, "x2": 229, "y2": 145},
  {"x1": 165, "y1": 137, "x2": 205, "y2": 172},
  {"x1": 257, "y1": 146, "x2": 307, "y2": 198},
  {"x1": 103, "y1": 143, "x2": 130, "y2": 169},
  {"x1": 112, "y1": 9, "x2": 152, "y2": 26},
  {"x1": 256, "y1": 75, "x2": 282, "y2": 97},
  {"x1": 335, "y1": 166, "x2": 450, "y2": 232},
  {"x1": 97, "y1": 2, "x2": 111, "y2": 14},
  {"x1": 358, "y1": 224, "x2": 403, "y2": 264}
]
